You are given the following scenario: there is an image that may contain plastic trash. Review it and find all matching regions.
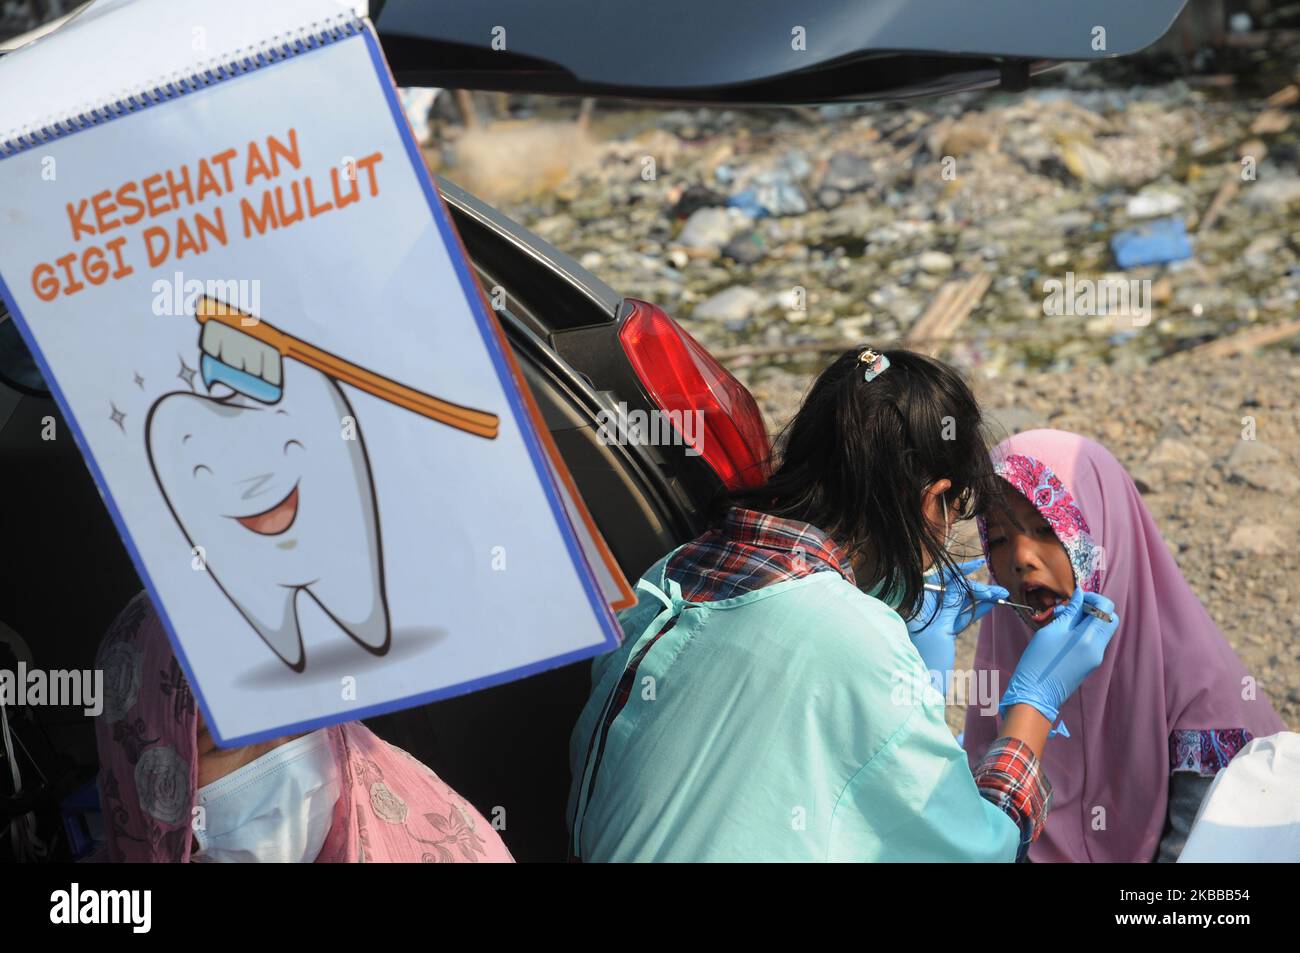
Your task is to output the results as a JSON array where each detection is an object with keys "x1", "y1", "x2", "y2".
[
  {"x1": 670, "y1": 184, "x2": 727, "y2": 220},
  {"x1": 727, "y1": 171, "x2": 809, "y2": 219},
  {"x1": 1126, "y1": 192, "x2": 1183, "y2": 219},
  {"x1": 1111, "y1": 216, "x2": 1193, "y2": 269},
  {"x1": 726, "y1": 189, "x2": 769, "y2": 219}
]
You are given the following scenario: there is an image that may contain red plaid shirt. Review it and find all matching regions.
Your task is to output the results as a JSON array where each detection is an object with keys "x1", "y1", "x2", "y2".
[{"x1": 582, "y1": 507, "x2": 1051, "y2": 860}]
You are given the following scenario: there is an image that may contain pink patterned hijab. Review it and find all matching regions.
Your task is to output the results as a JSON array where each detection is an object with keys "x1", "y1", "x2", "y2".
[
  {"x1": 964, "y1": 429, "x2": 1285, "y2": 862},
  {"x1": 90, "y1": 592, "x2": 513, "y2": 863}
]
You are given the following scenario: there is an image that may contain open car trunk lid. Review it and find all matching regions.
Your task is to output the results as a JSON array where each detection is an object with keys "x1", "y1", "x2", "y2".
[{"x1": 373, "y1": 0, "x2": 1189, "y2": 102}]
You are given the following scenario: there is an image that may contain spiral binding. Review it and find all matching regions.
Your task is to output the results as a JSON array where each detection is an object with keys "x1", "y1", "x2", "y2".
[{"x1": 0, "y1": 10, "x2": 364, "y2": 158}]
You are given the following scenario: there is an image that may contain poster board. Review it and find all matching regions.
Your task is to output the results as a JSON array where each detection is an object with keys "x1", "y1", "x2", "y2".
[{"x1": 0, "y1": 0, "x2": 631, "y2": 745}]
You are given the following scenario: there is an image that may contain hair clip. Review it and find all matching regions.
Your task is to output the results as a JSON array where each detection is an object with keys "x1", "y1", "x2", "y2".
[{"x1": 859, "y1": 348, "x2": 890, "y2": 382}]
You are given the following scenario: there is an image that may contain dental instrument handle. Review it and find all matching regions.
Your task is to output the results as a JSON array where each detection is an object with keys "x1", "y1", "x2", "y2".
[
  {"x1": 922, "y1": 583, "x2": 1033, "y2": 613},
  {"x1": 1082, "y1": 603, "x2": 1114, "y2": 624}
]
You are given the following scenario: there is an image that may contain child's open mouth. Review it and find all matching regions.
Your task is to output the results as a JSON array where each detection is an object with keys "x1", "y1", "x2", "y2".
[{"x1": 1020, "y1": 582, "x2": 1066, "y2": 625}]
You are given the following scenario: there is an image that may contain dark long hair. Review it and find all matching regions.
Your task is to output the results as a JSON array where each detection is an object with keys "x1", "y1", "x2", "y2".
[{"x1": 725, "y1": 347, "x2": 1001, "y2": 620}]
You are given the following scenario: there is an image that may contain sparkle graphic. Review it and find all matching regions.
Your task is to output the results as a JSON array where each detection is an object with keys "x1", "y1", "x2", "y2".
[
  {"x1": 134, "y1": 372, "x2": 145, "y2": 389},
  {"x1": 178, "y1": 355, "x2": 197, "y2": 391},
  {"x1": 110, "y1": 403, "x2": 126, "y2": 432}
]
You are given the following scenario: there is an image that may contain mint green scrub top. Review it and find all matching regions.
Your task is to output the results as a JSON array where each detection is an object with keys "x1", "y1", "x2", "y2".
[{"x1": 567, "y1": 554, "x2": 1022, "y2": 862}]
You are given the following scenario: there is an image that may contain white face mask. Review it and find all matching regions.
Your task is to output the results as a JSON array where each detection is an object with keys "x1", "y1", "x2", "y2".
[{"x1": 192, "y1": 728, "x2": 340, "y2": 864}]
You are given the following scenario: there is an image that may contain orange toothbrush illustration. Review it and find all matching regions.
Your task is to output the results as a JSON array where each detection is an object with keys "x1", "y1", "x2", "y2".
[{"x1": 193, "y1": 295, "x2": 499, "y2": 439}]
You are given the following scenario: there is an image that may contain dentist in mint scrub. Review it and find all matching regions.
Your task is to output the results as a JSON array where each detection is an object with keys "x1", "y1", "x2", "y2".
[{"x1": 567, "y1": 347, "x2": 1119, "y2": 862}]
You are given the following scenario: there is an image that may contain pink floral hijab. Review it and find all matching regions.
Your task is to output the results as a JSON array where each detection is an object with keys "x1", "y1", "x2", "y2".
[
  {"x1": 964, "y1": 430, "x2": 1285, "y2": 862},
  {"x1": 90, "y1": 592, "x2": 513, "y2": 863}
]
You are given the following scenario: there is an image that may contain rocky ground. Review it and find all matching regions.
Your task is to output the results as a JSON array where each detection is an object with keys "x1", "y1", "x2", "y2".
[{"x1": 440, "y1": 57, "x2": 1300, "y2": 377}]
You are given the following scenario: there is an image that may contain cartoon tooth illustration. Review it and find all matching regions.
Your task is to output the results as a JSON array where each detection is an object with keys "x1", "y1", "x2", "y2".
[
  {"x1": 146, "y1": 296, "x2": 499, "y2": 672},
  {"x1": 147, "y1": 363, "x2": 390, "y2": 671}
]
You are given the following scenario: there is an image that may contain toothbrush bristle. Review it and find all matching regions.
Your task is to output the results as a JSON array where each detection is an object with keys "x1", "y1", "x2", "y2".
[{"x1": 200, "y1": 321, "x2": 282, "y2": 387}]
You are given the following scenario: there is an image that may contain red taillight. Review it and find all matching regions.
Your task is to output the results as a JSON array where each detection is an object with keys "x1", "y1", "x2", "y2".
[{"x1": 617, "y1": 299, "x2": 771, "y2": 490}]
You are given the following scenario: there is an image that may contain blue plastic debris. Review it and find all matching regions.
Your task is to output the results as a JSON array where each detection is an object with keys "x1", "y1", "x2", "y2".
[
  {"x1": 726, "y1": 189, "x2": 768, "y2": 219},
  {"x1": 726, "y1": 167, "x2": 809, "y2": 219},
  {"x1": 1111, "y1": 216, "x2": 1193, "y2": 269}
]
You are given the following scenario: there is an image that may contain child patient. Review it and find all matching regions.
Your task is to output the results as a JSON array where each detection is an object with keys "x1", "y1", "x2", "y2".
[{"x1": 964, "y1": 429, "x2": 1285, "y2": 862}]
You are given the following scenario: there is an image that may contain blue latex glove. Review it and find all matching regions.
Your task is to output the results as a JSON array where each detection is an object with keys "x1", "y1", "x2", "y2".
[
  {"x1": 906, "y1": 558, "x2": 1009, "y2": 695},
  {"x1": 1000, "y1": 587, "x2": 1119, "y2": 731}
]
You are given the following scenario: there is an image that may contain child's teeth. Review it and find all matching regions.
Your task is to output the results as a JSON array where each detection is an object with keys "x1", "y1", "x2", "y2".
[{"x1": 147, "y1": 363, "x2": 389, "y2": 669}]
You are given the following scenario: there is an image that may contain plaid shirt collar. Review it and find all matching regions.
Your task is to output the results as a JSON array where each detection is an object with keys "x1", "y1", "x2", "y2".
[{"x1": 665, "y1": 507, "x2": 856, "y2": 603}]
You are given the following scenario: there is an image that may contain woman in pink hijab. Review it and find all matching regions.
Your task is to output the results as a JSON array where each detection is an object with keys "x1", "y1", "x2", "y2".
[
  {"x1": 965, "y1": 429, "x2": 1286, "y2": 863},
  {"x1": 89, "y1": 592, "x2": 513, "y2": 863}
]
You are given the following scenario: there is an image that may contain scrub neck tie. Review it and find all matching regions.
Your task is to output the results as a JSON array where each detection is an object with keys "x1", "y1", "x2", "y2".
[{"x1": 635, "y1": 576, "x2": 689, "y2": 620}]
